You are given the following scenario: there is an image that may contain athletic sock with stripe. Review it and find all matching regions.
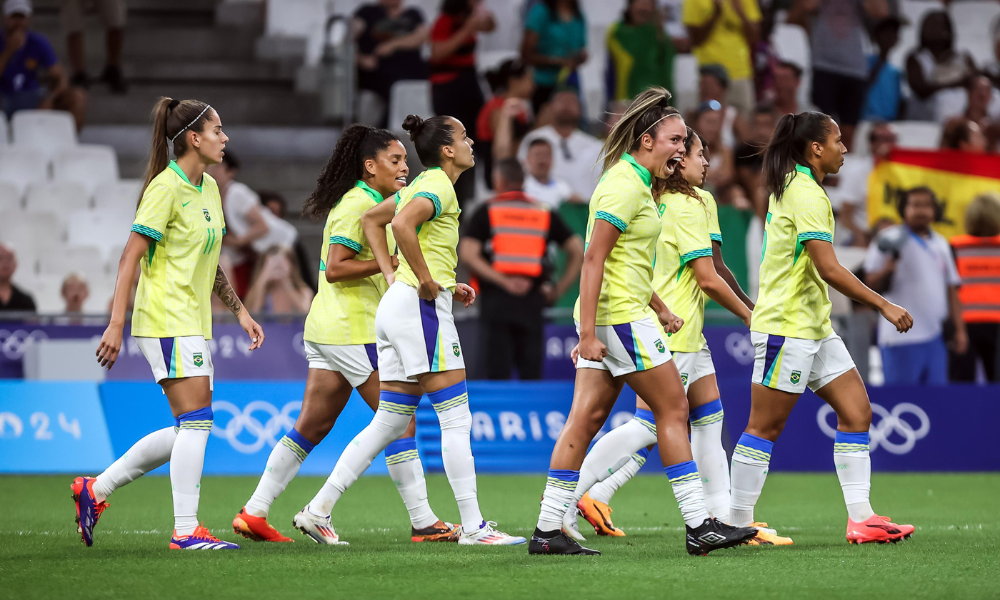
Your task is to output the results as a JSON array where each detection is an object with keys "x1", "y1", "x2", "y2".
[
  {"x1": 665, "y1": 460, "x2": 711, "y2": 528},
  {"x1": 729, "y1": 432, "x2": 773, "y2": 527},
  {"x1": 429, "y1": 380, "x2": 484, "y2": 533},
  {"x1": 834, "y1": 431, "x2": 874, "y2": 522},
  {"x1": 171, "y1": 407, "x2": 213, "y2": 536},
  {"x1": 246, "y1": 428, "x2": 315, "y2": 518},
  {"x1": 689, "y1": 399, "x2": 730, "y2": 523},
  {"x1": 536, "y1": 469, "x2": 579, "y2": 534},
  {"x1": 385, "y1": 437, "x2": 438, "y2": 529}
]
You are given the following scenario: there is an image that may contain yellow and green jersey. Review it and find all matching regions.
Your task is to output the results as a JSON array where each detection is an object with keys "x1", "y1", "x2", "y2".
[
  {"x1": 394, "y1": 167, "x2": 460, "y2": 292},
  {"x1": 751, "y1": 164, "x2": 835, "y2": 340},
  {"x1": 652, "y1": 188, "x2": 717, "y2": 352},
  {"x1": 573, "y1": 154, "x2": 661, "y2": 326},
  {"x1": 304, "y1": 181, "x2": 396, "y2": 346},
  {"x1": 130, "y1": 161, "x2": 225, "y2": 340}
]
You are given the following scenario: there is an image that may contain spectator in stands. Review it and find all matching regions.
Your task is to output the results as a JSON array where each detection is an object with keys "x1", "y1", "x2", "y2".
[
  {"x1": 691, "y1": 100, "x2": 734, "y2": 195},
  {"x1": 962, "y1": 75, "x2": 1000, "y2": 153},
  {"x1": 862, "y1": 15, "x2": 904, "y2": 122},
  {"x1": 834, "y1": 122, "x2": 896, "y2": 247},
  {"x1": 984, "y1": 17, "x2": 1000, "y2": 91},
  {"x1": 683, "y1": 0, "x2": 760, "y2": 118},
  {"x1": 354, "y1": 0, "x2": 429, "y2": 128},
  {"x1": 606, "y1": 0, "x2": 675, "y2": 103},
  {"x1": 244, "y1": 246, "x2": 314, "y2": 315},
  {"x1": 518, "y1": 90, "x2": 603, "y2": 200},
  {"x1": 522, "y1": 0, "x2": 587, "y2": 113},
  {"x1": 522, "y1": 138, "x2": 580, "y2": 208},
  {"x1": 60, "y1": 272, "x2": 88, "y2": 313},
  {"x1": 0, "y1": 243, "x2": 35, "y2": 312},
  {"x1": 430, "y1": 0, "x2": 494, "y2": 206},
  {"x1": 0, "y1": 0, "x2": 86, "y2": 129},
  {"x1": 698, "y1": 64, "x2": 745, "y2": 148},
  {"x1": 477, "y1": 59, "x2": 534, "y2": 188},
  {"x1": 772, "y1": 60, "x2": 802, "y2": 116},
  {"x1": 950, "y1": 193, "x2": 1000, "y2": 383},
  {"x1": 258, "y1": 190, "x2": 316, "y2": 293},
  {"x1": 940, "y1": 117, "x2": 987, "y2": 154},
  {"x1": 751, "y1": 4, "x2": 778, "y2": 103},
  {"x1": 458, "y1": 158, "x2": 583, "y2": 379},
  {"x1": 61, "y1": 0, "x2": 126, "y2": 93},
  {"x1": 906, "y1": 10, "x2": 977, "y2": 124},
  {"x1": 864, "y1": 187, "x2": 964, "y2": 385},
  {"x1": 734, "y1": 104, "x2": 777, "y2": 216},
  {"x1": 789, "y1": 0, "x2": 889, "y2": 150}
]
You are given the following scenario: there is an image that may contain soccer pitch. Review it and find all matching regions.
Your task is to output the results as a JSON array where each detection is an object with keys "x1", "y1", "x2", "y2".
[{"x1": 2, "y1": 474, "x2": 998, "y2": 599}]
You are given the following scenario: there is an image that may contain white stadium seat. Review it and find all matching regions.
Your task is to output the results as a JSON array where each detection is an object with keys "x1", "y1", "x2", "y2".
[
  {"x1": 891, "y1": 0, "x2": 946, "y2": 69},
  {"x1": 10, "y1": 110, "x2": 77, "y2": 163},
  {"x1": 672, "y1": 54, "x2": 700, "y2": 114},
  {"x1": 0, "y1": 146, "x2": 49, "y2": 196},
  {"x1": 38, "y1": 244, "x2": 105, "y2": 281},
  {"x1": 388, "y1": 80, "x2": 433, "y2": 132},
  {"x1": 26, "y1": 273, "x2": 66, "y2": 315},
  {"x1": 952, "y1": 1, "x2": 1000, "y2": 67},
  {"x1": 92, "y1": 179, "x2": 142, "y2": 214},
  {"x1": 0, "y1": 181, "x2": 21, "y2": 212},
  {"x1": 52, "y1": 145, "x2": 119, "y2": 197},
  {"x1": 66, "y1": 209, "x2": 134, "y2": 262},
  {"x1": 83, "y1": 273, "x2": 116, "y2": 314},
  {"x1": 0, "y1": 210, "x2": 64, "y2": 252},
  {"x1": 893, "y1": 121, "x2": 943, "y2": 150},
  {"x1": 0, "y1": 114, "x2": 8, "y2": 145},
  {"x1": 24, "y1": 182, "x2": 89, "y2": 215}
]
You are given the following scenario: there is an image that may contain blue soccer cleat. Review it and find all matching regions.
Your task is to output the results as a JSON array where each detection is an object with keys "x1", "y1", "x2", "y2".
[
  {"x1": 71, "y1": 476, "x2": 109, "y2": 547},
  {"x1": 170, "y1": 524, "x2": 241, "y2": 550}
]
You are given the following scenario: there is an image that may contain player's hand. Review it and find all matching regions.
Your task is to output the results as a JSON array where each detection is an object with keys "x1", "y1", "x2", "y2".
[
  {"x1": 418, "y1": 278, "x2": 445, "y2": 301},
  {"x1": 879, "y1": 302, "x2": 913, "y2": 333},
  {"x1": 658, "y1": 310, "x2": 684, "y2": 334},
  {"x1": 455, "y1": 283, "x2": 476, "y2": 307},
  {"x1": 239, "y1": 312, "x2": 265, "y2": 351},
  {"x1": 96, "y1": 323, "x2": 124, "y2": 370},
  {"x1": 742, "y1": 314, "x2": 752, "y2": 328},
  {"x1": 578, "y1": 333, "x2": 607, "y2": 362},
  {"x1": 570, "y1": 343, "x2": 579, "y2": 366},
  {"x1": 390, "y1": 255, "x2": 399, "y2": 271}
]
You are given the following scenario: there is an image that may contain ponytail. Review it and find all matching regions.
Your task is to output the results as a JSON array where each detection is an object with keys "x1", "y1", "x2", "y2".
[
  {"x1": 402, "y1": 114, "x2": 455, "y2": 167},
  {"x1": 600, "y1": 87, "x2": 682, "y2": 175},
  {"x1": 303, "y1": 124, "x2": 400, "y2": 219},
  {"x1": 761, "y1": 111, "x2": 831, "y2": 203},
  {"x1": 138, "y1": 96, "x2": 214, "y2": 208}
]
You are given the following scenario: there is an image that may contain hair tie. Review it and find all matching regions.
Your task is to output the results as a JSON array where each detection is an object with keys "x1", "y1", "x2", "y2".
[
  {"x1": 169, "y1": 104, "x2": 211, "y2": 144},
  {"x1": 167, "y1": 99, "x2": 180, "y2": 110}
]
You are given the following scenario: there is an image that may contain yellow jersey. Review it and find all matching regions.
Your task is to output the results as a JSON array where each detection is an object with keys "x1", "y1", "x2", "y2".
[
  {"x1": 573, "y1": 154, "x2": 661, "y2": 326},
  {"x1": 130, "y1": 161, "x2": 225, "y2": 340},
  {"x1": 653, "y1": 188, "x2": 718, "y2": 352},
  {"x1": 303, "y1": 181, "x2": 396, "y2": 346},
  {"x1": 394, "y1": 167, "x2": 460, "y2": 292},
  {"x1": 682, "y1": 0, "x2": 761, "y2": 81},
  {"x1": 751, "y1": 164, "x2": 835, "y2": 340}
]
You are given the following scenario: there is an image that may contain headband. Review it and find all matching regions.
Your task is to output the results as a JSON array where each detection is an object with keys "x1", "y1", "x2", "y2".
[{"x1": 169, "y1": 104, "x2": 212, "y2": 143}]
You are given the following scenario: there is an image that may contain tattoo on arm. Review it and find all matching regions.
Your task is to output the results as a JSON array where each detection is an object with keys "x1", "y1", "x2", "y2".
[{"x1": 214, "y1": 265, "x2": 243, "y2": 317}]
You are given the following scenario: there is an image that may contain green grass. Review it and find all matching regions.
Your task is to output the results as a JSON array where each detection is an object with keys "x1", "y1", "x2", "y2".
[{"x1": 1, "y1": 474, "x2": 998, "y2": 599}]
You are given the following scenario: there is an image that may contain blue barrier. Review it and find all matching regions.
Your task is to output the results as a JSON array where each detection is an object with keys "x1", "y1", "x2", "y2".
[{"x1": 0, "y1": 382, "x2": 114, "y2": 473}]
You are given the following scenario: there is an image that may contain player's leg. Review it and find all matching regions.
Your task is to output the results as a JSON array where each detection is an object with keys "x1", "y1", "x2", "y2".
[{"x1": 687, "y1": 372, "x2": 729, "y2": 523}]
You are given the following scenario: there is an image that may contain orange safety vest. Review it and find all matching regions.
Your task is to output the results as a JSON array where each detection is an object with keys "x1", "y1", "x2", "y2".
[
  {"x1": 487, "y1": 191, "x2": 551, "y2": 278},
  {"x1": 951, "y1": 234, "x2": 1000, "y2": 323}
]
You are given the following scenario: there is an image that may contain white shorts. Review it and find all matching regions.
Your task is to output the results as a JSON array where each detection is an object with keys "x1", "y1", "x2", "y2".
[
  {"x1": 136, "y1": 336, "x2": 214, "y2": 390},
  {"x1": 60, "y1": 0, "x2": 126, "y2": 32},
  {"x1": 375, "y1": 282, "x2": 465, "y2": 382},
  {"x1": 304, "y1": 340, "x2": 378, "y2": 388},
  {"x1": 750, "y1": 331, "x2": 856, "y2": 394},
  {"x1": 672, "y1": 347, "x2": 716, "y2": 393},
  {"x1": 576, "y1": 318, "x2": 672, "y2": 378}
]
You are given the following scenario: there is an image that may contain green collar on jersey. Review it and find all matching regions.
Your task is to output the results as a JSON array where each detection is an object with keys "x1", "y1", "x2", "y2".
[
  {"x1": 427, "y1": 166, "x2": 442, "y2": 171},
  {"x1": 794, "y1": 163, "x2": 817, "y2": 182},
  {"x1": 355, "y1": 180, "x2": 383, "y2": 202},
  {"x1": 168, "y1": 160, "x2": 203, "y2": 192},
  {"x1": 622, "y1": 153, "x2": 652, "y2": 187}
]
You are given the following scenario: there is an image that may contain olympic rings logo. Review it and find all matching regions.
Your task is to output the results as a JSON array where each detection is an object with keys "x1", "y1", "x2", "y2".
[
  {"x1": 817, "y1": 402, "x2": 930, "y2": 455},
  {"x1": 725, "y1": 332, "x2": 755, "y2": 365},
  {"x1": 0, "y1": 329, "x2": 49, "y2": 360},
  {"x1": 211, "y1": 400, "x2": 301, "y2": 454}
]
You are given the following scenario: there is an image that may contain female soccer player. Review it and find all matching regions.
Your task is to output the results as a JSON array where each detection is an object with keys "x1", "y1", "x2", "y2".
[
  {"x1": 299, "y1": 114, "x2": 524, "y2": 546},
  {"x1": 560, "y1": 128, "x2": 793, "y2": 545},
  {"x1": 730, "y1": 111, "x2": 915, "y2": 544},
  {"x1": 73, "y1": 97, "x2": 265, "y2": 550},
  {"x1": 232, "y1": 125, "x2": 459, "y2": 545},
  {"x1": 528, "y1": 89, "x2": 758, "y2": 557}
]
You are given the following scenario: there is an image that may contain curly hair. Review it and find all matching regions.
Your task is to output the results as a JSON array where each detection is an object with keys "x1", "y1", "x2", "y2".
[
  {"x1": 302, "y1": 125, "x2": 399, "y2": 220},
  {"x1": 652, "y1": 126, "x2": 705, "y2": 200}
]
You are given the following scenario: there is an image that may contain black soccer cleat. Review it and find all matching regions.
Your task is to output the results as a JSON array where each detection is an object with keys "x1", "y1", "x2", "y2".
[
  {"x1": 686, "y1": 518, "x2": 758, "y2": 556},
  {"x1": 529, "y1": 531, "x2": 601, "y2": 555}
]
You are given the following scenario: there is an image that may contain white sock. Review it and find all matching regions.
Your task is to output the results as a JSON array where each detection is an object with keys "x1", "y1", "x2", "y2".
[
  {"x1": 730, "y1": 433, "x2": 773, "y2": 527},
  {"x1": 665, "y1": 461, "x2": 711, "y2": 528},
  {"x1": 429, "y1": 381, "x2": 484, "y2": 533},
  {"x1": 245, "y1": 428, "x2": 315, "y2": 518},
  {"x1": 577, "y1": 413, "x2": 657, "y2": 506},
  {"x1": 689, "y1": 400, "x2": 730, "y2": 523},
  {"x1": 308, "y1": 393, "x2": 416, "y2": 518},
  {"x1": 171, "y1": 407, "x2": 213, "y2": 536},
  {"x1": 588, "y1": 450, "x2": 649, "y2": 505},
  {"x1": 385, "y1": 437, "x2": 438, "y2": 529},
  {"x1": 536, "y1": 470, "x2": 578, "y2": 533},
  {"x1": 834, "y1": 431, "x2": 874, "y2": 522},
  {"x1": 93, "y1": 426, "x2": 176, "y2": 501}
]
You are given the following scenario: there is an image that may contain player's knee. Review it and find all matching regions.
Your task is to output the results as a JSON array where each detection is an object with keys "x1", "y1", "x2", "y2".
[
  {"x1": 746, "y1": 419, "x2": 786, "y2": 442},
  {"x1": 836, "y1": 403, "x2": 872, "y2": 432},
  {"x1": 437, "y1": 405, "x2": 472, "y2": 432}
]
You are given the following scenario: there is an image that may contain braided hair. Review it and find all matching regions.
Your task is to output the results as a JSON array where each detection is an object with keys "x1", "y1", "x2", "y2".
[{"x1": 303, "y1": 125, "x2": 399, "y2": 219}]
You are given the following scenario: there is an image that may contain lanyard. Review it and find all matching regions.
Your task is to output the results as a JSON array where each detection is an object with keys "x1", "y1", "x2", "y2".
[{"x1": 904, "y1": 226, "x2": 946, "y2": 276}]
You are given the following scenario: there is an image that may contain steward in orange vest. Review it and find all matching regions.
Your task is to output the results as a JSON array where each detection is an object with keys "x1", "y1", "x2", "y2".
[{"x1": 950, "y1": 234, "x2": 1000, "y2": 324}]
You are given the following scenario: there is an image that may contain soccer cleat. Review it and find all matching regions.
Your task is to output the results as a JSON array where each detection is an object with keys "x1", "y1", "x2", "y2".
[
  {"x1": 411, "y1": 520, "x2": 461, "y2": 542},
  {"x1": 293, "y1": 507, "x2": 349, "y2": 545},
  {"x1": 846, "y1": 514, "x2": 914, "y2": 544},
  {"x1": 745, "y1": 522, "x2": 793, "y2": 546},
  {"x1": 232, "y1": 507, "x2": 294, "y2": 542},
  {"x1": 528, "y1": 531, "x2": 600, "y2": 555},
  {"x1": 577, "y1": 492, "x2": 625, "y2": 537},
  {"x1": 70, "y1": 476, "x2": 109, "y2": 547},
  {"x1": 458, "y1": 520, "x2": 527, "y2": 545},
  {"x1": 169, "y1": 524, "x2": 240, "y2": 550},
  {"x1": 686, "y1": 518, "x2": 758, "y2": 556}
]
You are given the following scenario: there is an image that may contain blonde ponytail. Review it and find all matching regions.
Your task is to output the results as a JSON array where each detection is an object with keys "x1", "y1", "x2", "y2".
[{"x1": 600, "y1": 87, "x2": 681, "y2": 175}]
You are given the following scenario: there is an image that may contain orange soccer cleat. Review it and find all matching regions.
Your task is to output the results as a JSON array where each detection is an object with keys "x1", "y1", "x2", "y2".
[
  {"x1": 745, "y1": 522, "x2": 794, "y2": 546},
  {"x1": 411, "y1": 520, "x2": 461, "y2": 542},
  {"x1": 232, "y1": 507, "x2": 294, "y2": 542},
  {"x1": 577, "y1": 492, "x2": 626, "y2": 537},
  {"x1": 846, "y1": 514, "x2": 915, "y2": 544}
]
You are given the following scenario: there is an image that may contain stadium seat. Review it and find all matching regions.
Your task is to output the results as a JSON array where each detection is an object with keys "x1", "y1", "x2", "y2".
[
  {"x1": 891, "y1": 0, "x2": 946, "y2": 68},
  {"x1": 852, "y1": 121, "x2": 874, "y2": 157},
  {"x1": 24, "y1": 182, "x2": 89, "y2": 215},
  {"x1": 10, "y1": 110, "x2": 78, "y2": 164},
  {"x1": 0, "y1": 114, "x2": 8, "y2": 145},
  {"x1": 38, "y1": 245, "x2": 105, "y2": 281},
  {"x1": 0, "y1": 181, "x2": 21, "y2": 212},
  {"x1": 83, "y1": 273, "x2": 116, "y2": 314},
  {"x1": 388, "y1": 80, "x2": 432, "y2": 132},
  {"x1": 477, "y1": 49, "x2": 520, "y2": 73},
  {"x1": 0, "y1": 210, "x2": 64, "y2": 252},
  {"x1": 672, "y1": 54, "x2": 699, "y2": 114},
  {"x1": 66, "y1": 209, "x2": 134, "y2": 262},
  {"x1": 52, "y1": 145, "x2": 120, "y2": 198},
  {"x1": 893, "y1": 121, "x2": 942, "y2": 149},
  {"x1": 0, "y1": 146, "x2": 49, "y2": 196},
  {"x1": 27, "y1": 273, "x2": 66, "y2": 315},
  {"x1": 92, "y1": 179, "x2": 142, "y2": 214},
  {"x1": 952, "y1": 1, "x2": 1000, "y2": 67}
]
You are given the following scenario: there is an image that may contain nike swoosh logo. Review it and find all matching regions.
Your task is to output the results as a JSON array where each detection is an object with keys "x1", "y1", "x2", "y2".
[{"x1": 182, "y1": 201, "x2": 192, "y2": 207}]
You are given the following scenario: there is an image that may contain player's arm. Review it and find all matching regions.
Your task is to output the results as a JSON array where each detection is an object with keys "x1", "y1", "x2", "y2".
[
  {"x1": 325, "y1": 243, "x2": 383, "y2": 284},
  {"x1": 214, "y1": 264, "x2": 265, "y2": 351},
  {"x1": 577, "y1": 220, "x2": 620, "y2": 360},
  {"x1": 805, "y1": 239, "x2": 912, "y2": 332},
  {"x1": 362, "y1": 199, "x2": 400, "y2": 285},
  {"x1": 690, "y1": 256, "x2": 752, "y2": 326},
  {"x1": 391, "y1": 196, "x2": 439, "y2": 299},
  {"x1": 96, "y1": 231, "x2": 150, "y2": 369},
  {"x1": 648, "y1": 291, "x2": 684, "y2": 334},
  {"x1": 712, "y1": 241, "x2": 753, "y2": 310}
]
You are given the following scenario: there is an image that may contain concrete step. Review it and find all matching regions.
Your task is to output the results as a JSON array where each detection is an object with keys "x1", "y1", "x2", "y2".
[
  {"x1": 82, "y1": 125, "x2": 340, "y2": 160},
  {"x1": 118, "y1": 60, "x2": 295, "y2": 86}
]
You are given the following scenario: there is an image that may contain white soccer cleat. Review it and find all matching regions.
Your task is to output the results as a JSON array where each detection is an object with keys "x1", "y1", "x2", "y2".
[
  {"x1": 293, "y1": 507, "x2": 349, "y2": 545},
  {"x1": 458, "y1": 520, "x2": 527, "y2": 545},
  {"x1": 562, "y1": 505, "x2": 586, "y2": 541}
]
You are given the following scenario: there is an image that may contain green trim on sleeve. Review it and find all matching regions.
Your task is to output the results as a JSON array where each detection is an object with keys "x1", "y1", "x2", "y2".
[
  {"x1": 330, "y1": 236, "x2": 363, "y2": 253},
  {"x1": 710, "y1": 233, "x2": 723, "y2": 245},
  {"x1": 131, "y1": 223, "x2": 163, "y2": 242},
  {"x1": 393, "y1": 191, "x2": 402, "y2": 205},
  {"x1": 413, "y1": 191, "x2": 442, "y2": 220},
  {"x1": 222, "y1": 227, "x2": 226, "y2": 236},
  {"x1": 680, "y1": 248, "x2": 713, "y2": 264},
  {"x1": 797, "y1": 231, "x2": 833, "y2": 243},
  {"x1": 595, "y1": 211, "x2": 627, "y2": 232}
]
